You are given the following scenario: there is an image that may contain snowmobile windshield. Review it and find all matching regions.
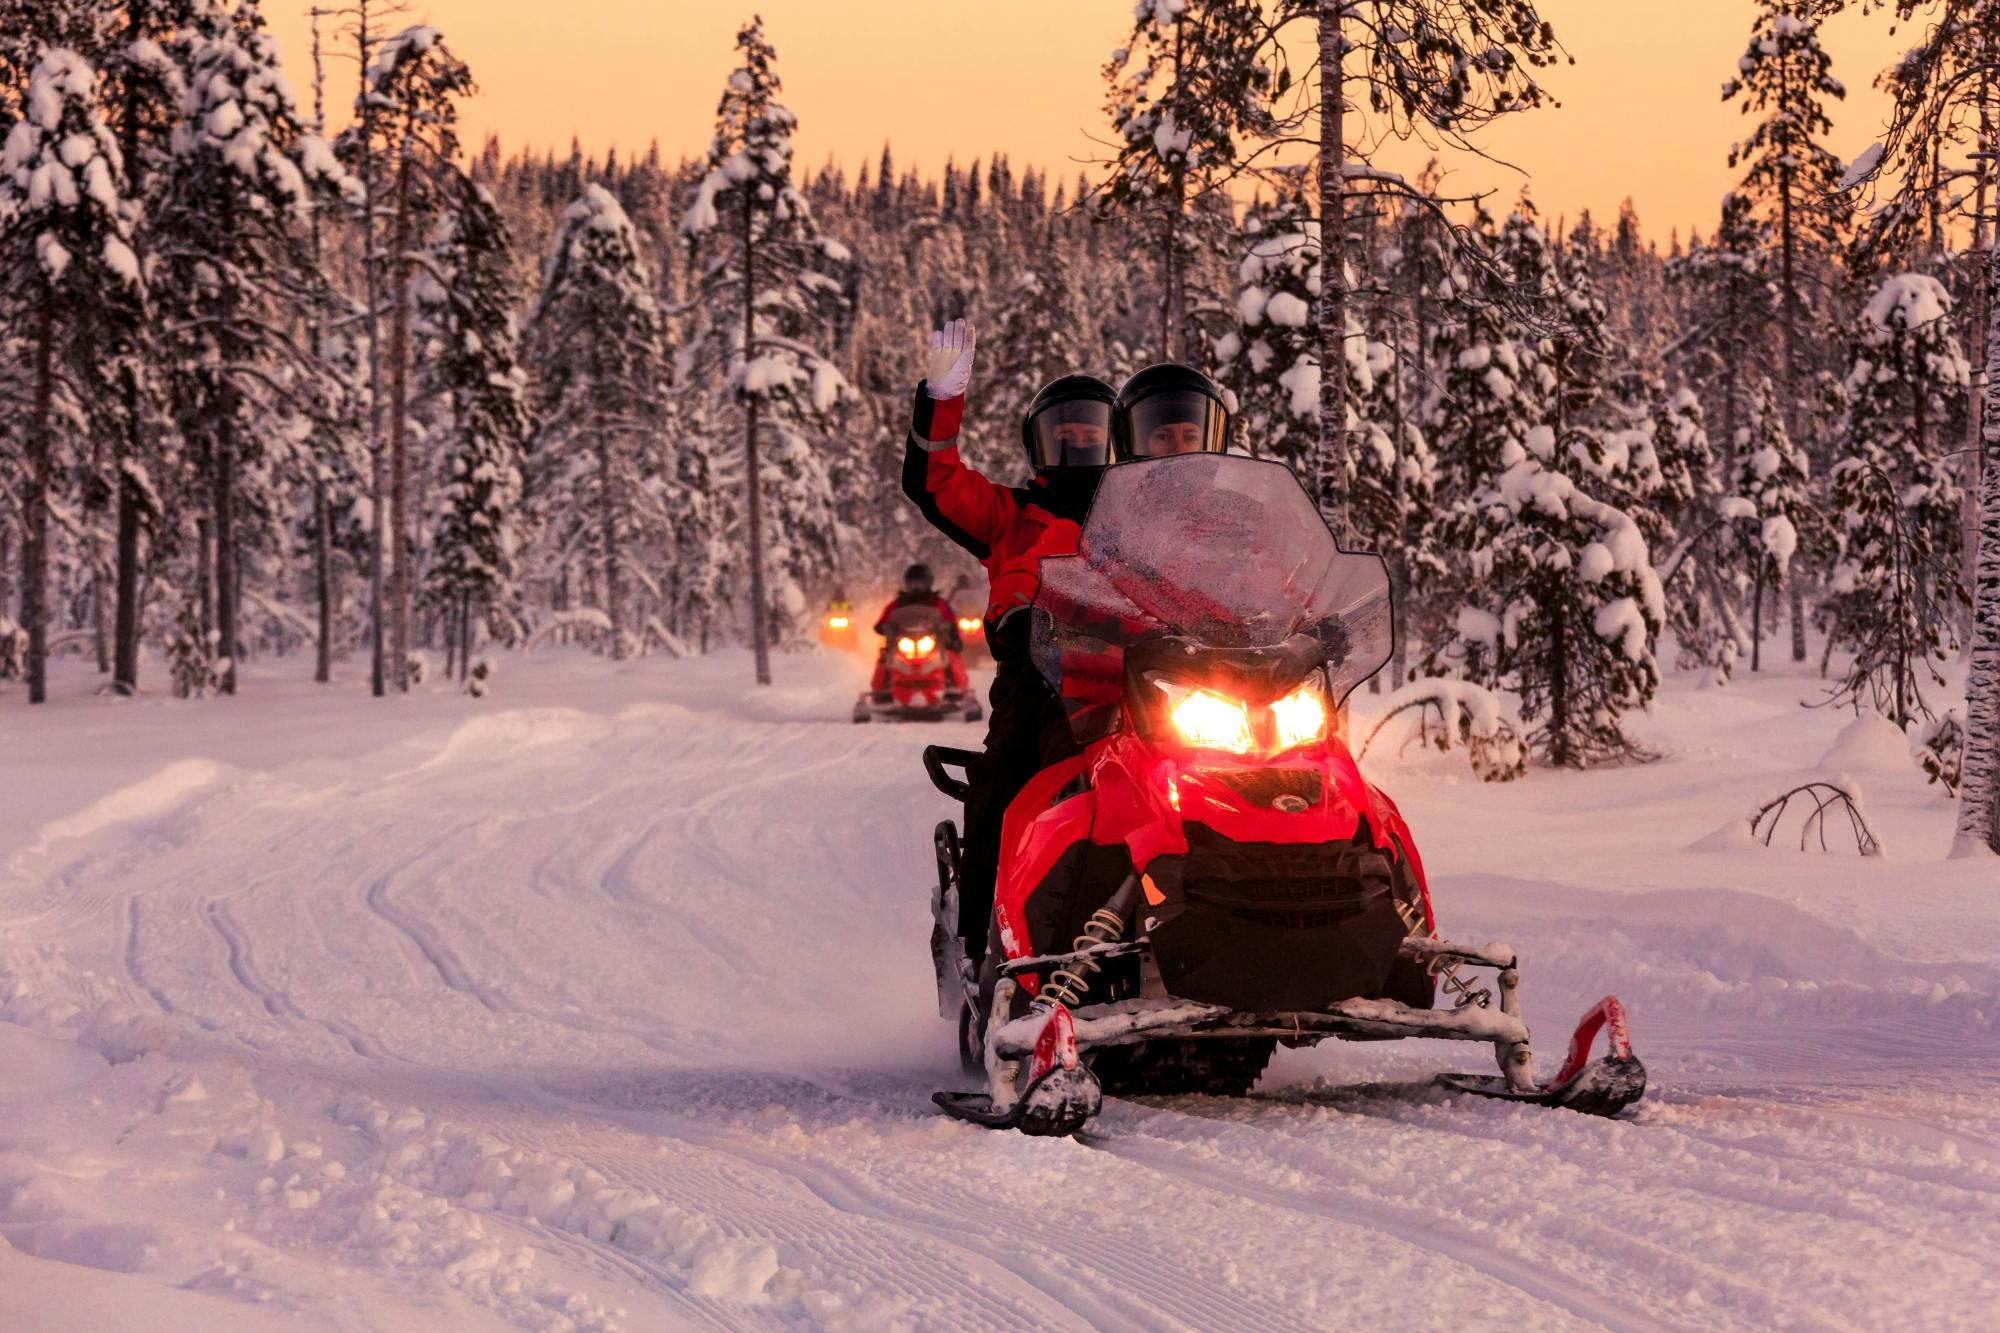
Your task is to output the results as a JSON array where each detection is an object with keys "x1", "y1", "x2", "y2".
[
  {"x1": 1029, "y1": 454, "x2": 1393, "y2": 743},
  {"x1": 1125, "y1": 391, "x2": 1227, "y2": 457},
  {"x1": 1026, "y1": 399, "x2": 1113, "y2": 470},
  {"x1": 884, "y1": 603, "x2": 946, "y2": 635}
]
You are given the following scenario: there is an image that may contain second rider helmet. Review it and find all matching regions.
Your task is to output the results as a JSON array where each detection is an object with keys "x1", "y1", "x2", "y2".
[{"x1": 1114, "y1": 363, "x2": 1231, "y2": 460}]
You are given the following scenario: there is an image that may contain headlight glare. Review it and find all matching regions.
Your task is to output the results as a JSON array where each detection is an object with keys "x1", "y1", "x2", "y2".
[
  {"x1": 1271, "y1": 684, "x2": 1328, "y2": 750},
  {"x1": 1168, "y1": 688, "x2": 1254, "y2": 753}
]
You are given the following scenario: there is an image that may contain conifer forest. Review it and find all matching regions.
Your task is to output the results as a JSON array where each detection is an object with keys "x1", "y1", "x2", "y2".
[{"x1": 1, "y1": 0, "x2": 1995, "y2": 860}]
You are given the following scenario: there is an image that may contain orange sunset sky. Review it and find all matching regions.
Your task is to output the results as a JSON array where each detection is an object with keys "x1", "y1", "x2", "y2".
[{"x1": 265, "y1": 0, "x2": 1915, "y2": 241}]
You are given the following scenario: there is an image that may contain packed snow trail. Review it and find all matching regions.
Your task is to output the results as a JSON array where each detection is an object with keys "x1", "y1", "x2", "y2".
[{"x1": 2, "y1": 652, "x2": 1996, "y2": 1330}]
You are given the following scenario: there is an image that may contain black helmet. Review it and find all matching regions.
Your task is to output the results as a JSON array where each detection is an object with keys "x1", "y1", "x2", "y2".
[
  {"x1": 902, "y1": 562, "x2": 934, "y2": 594},
  {"x1": 1115, "y1": 363, "x2": 1231, "y2": 460},
  {"x1": 1021, "y1": 374, "x2": 1115, "y2": 471}
]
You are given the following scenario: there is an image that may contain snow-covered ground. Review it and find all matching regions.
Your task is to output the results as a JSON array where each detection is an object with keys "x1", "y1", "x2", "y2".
[{"x1": 2, "y1": 646, "x2": 1995, "y2": 1331}]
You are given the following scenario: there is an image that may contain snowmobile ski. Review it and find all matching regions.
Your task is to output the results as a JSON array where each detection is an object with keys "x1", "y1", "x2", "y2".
[
  {"x1": 932, "y1": 1064, "x2": 1102, "y2": 1137},
  {"x1": 1437, "y1": 995, "x2": 1646, "y2": 1117}
]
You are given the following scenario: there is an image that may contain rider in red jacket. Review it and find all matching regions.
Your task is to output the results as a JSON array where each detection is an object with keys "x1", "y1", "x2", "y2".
[
  {"x1": 902, "y1": 320, "x2": 1114, "y2": 959},
  {"x1": 867, "y1": 563, "x2": 967, "y2": 693}
]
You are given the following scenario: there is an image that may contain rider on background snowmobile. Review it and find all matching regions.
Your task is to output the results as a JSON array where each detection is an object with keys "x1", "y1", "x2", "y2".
[
  {"x1": 867, "y1": 563, "x2": 967, "y2": 695},
  {"x1": 901, "y1": 319, "x2": 1115, "y2": 959}
]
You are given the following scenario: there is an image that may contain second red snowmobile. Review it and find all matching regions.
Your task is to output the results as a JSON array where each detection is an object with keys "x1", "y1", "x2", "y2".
[
  {"x1": 924, "y1": 455, "x2": 1645, "y2": 1135},
  {"x1": 855, "y1": 603, "x2": 981, "y2": 723}
]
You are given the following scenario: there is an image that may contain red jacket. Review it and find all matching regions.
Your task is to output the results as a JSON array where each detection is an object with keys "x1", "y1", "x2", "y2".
[
  {"x1": 873, "y1": 592, "x2": 960, "y2": 644},
  {"x1": 901, "y1": 387, "x2": 1098, "y2": 658}
]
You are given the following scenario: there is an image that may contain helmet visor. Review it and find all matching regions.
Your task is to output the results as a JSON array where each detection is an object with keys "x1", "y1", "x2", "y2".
[
  {"x1": 1027, "y1": 399, "x2": 1113, "y2": 470},
  {"x1": 1125, "y1": 391, "x2": 1228, "y2": 458}
]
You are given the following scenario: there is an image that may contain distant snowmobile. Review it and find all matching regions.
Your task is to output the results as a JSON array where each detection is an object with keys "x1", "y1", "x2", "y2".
[
  {"x1": 924, "y1": 455, "x2": 1645, "y2": 1135},
  {"x1": 820, "y1": 597, "x2": 858, "y2": 653},
  {"x1": 953, "y1": 603, "x2": 988, "y2": 668},
  {"x1": 855, "y1": 603, "x2": 982, "y2": 723}
]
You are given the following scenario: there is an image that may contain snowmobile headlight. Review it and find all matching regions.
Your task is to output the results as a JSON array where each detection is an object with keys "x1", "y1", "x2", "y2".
[
  {"x1": 828, "y1": 614, "x2": 849, "y2": 630},
  {"x1": 897, "y1": 635, "x2": 918, "y2": 657},
  {"x1": 957, "y1": 617, "x2": 981, "y2": 634},
  {"x1": 916, "y1": 635, "x2": 936, "y2": 656},
  {"x1": 1167, "y1": 687, "x2": 1254, "y2": 754},
  {"x1": 1271, "y1": 684, "x2": 1328, "y2": 750}
]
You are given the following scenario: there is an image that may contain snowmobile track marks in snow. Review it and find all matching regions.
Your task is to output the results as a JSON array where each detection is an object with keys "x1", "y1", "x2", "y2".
[
  {"x1": 1091, "y1": 1103, "x2": 1674, "y2": 1333},
  {"x1": 1102, "y1": 1094, "x2": 1889, "y2": 1330}
]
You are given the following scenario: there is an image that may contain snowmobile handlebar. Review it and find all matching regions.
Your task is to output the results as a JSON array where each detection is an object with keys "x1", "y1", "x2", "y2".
[{"x1": 924, "y1": 746, "x2": 980, "y2": 802}]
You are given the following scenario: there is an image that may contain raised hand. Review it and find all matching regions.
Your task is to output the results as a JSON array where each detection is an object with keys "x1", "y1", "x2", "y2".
[{"x1": 925, "y1": 318, "x2": 976, "y2": 400}]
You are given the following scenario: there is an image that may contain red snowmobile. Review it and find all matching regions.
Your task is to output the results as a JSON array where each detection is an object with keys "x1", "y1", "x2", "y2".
[
  {"x1": 925, "y1": 455, "x2": 1644, "y2": 1135},
  {"x1": 854, "y1": 604, "x2": 981, "y2": 724}
]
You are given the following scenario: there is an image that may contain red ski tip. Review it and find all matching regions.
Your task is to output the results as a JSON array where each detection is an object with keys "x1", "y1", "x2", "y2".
[{"x1": 1551, "y1": 995, "x2": 1633, "y2": 1091}]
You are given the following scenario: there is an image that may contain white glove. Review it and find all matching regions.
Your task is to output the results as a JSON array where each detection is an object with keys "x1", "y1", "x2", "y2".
[{"x1": 925, "y1": 319, "x2": 976, "y2": 400}]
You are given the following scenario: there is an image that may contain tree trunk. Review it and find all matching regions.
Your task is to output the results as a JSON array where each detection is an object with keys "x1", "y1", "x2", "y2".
[
  {"x1": 358, "y1": 2, "x2": 387, "y2": 698},
  {"x1": 113, "y1": 453, "x2": 142, "y2": 693},
  {"x1": 1547, "y1": 592, "x2": 1569, "y2": 767},
  {"x1": 314, "y1": 476, "x2": 333, "y2": 682},
  {"x1": 1751, "y1": 561, "x2": 1765, "y2": 673},
  {"x1": 743, "y1": 190, "x2": 772, "y2": 686},
  {"x1": 214, "y1": 405, "x2": 238, "y2": 696},
  {"x1": 92, "y1": 563, "x2": 108, "y2": 673},
  {"x1": 1971, "y1": 67, "x2": 1993, "y2": 639},
  {"x1": 598, "y1": 424, "x2": 626, "y2": 659},
  {"x1": 1773, "y1": 62, "x2": 1811, "y2": 666},
  {"x1": 1315, "y1": 1, "x2": 1351, "y2": 543},
  {"x1": 112, "y1": 0, "x2": 150, "y2": 698},
  {"x1": 1952, "y1": 227, "x2": 2000, "y2": 856},
  {"x1": 387, "y1": 137, "x2": 415, "y2": 692},
  {"x1": 308, "y1": 9, "x2": 333, "y2": 688},
  {"x1": 197, "y1": 517, "x2": 213, "y2": 642},
  {"x1": 23, "y1": 297, "x2": 54, "y2": 705}
]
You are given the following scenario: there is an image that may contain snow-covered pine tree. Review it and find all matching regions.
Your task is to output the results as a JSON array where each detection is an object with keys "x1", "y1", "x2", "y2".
[
  {"x1": 153, "y1": 0, "x2": 343, "y2": 696},
  {"x1": 1300, "y1": 0, "x2": 1562, "y2": 541},
  {"x1": 96, "y1": 1, "x2": 196, "y2": 695},
  {"x1": 1215, "y1": 183, "x2": 1321, "y2": 468},
  {"x1": 418, "y1": 172, "x2": 530, "y2": 678},
  {"x1": 1835, "y1": 0, "x2": 2000, "y2": 853},
  {"x1": 1666, "y1": 193, "x2": 1781, "y2": 464},
  {"x1": 1819, "y1": 272, "x2": 1971, "y2": 725},
  {"x1": 1724, "y1": 2, "x2": 1849, "y2": 665},
  {"x1": 1440, "y1": 430, "x2": 1665, "y2": 767},
  {"x1": 355, "y1": 24, "x2": 473, "y2": 691},
  {"x1": 680, "y1": 18, "x2": 854, "y2": 686},
  {"x1": 1213, "y1": 177, "x2": 1436, "y2": 583},
  {"x1": 1732, "y1": 376, "x2": 1811, "y2": 672},
  {"x1": 1724, "y1": 2, "x2": 1848, "y2": 409},
  {"x1": 0, "y1": 47, "x2": 143, "y2": 704},
  {"x1": 1425, "y1": 210, "x2": 1540, "y2": 509},
  {"x1": 1648, "y1": 385, "x2": 1749, "y2": 681},
  {"x1": 984, "y1": 214, "x2": 1091, "y2": 462},
  {"x1": 1097, "y1": 0, "x2": 1272, "y2": 362},
  {"x1": 528, "y1": 184, "x2": 668, "y2": 659}
]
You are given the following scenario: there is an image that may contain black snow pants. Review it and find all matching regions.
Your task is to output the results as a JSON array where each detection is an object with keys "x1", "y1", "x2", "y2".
[{"x1": 958, "y1": 646, "x2": 1079, "y2": 958}]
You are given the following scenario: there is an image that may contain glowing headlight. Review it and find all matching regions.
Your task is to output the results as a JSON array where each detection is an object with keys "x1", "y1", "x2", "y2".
[
  {"x1": 916, "y1": 635, "x2": 936, "y2": 655},
  {"x1": 1169, "y1": 689, "x2": 1254, "y2": 753},
  {"x1": 957, "y1": 617, "x2": 981, "y2": 633},
  {"x1": 828, "y1": 615, "x2": 849, "y2": 630},
  {"x1": 897, "y1": 636, "x2": 917, "y2": 656},
  {"x1": 1271, "y1": 684, "x2": 1328, "y2": 750}
]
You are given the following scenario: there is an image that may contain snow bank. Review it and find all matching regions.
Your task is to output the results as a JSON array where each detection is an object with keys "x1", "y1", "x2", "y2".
[{"x1": 1818, "y1": 710, "x2": 1911, "y2": 772}]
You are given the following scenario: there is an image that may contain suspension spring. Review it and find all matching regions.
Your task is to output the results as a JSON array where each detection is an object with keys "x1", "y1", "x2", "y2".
[
  {"x1": 1396, "y1": 898, "x2": 1491, "y2": 1010},
  {"x1": 1037, "y1": 905, "x2": 1128, "y2": 1011}
]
